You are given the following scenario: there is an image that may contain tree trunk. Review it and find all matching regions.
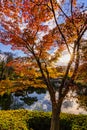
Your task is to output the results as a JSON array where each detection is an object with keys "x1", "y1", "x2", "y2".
[{"x1": 50, "y1": 104, "x2": 61, "y2": 130}]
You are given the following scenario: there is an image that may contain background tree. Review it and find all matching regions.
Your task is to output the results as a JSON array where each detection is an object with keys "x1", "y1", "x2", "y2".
[
  {"x1": 76, "y1": 39, "x2": 87, "y2": 111},
  {"x1": 0, "y1": 0, "x2": 87, "y2": 130},
  {"x1": 0, "y1": 51, "x2": 14, "y2": 80},
  {"x1": 77, "y1": 39, "x2": 87, "y2": 82}
]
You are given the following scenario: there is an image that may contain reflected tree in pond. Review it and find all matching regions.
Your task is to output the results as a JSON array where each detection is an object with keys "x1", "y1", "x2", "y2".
[
  {"x1": 0, "y1": 93, "x2": 12, "y2": 110},
  {"x1": 21, "y1": 97, "x2": 38, "y2": 106},
  {"x1": 76, "y1": 83, "x2": 87, "y2": 111}
]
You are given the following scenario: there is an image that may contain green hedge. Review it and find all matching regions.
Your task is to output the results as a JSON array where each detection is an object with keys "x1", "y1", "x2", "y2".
[{"x1": 0, "y1": 110, "x2": 87, "y2": 130}]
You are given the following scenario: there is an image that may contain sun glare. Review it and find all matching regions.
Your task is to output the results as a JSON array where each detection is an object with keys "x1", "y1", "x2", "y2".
[{"x1": 59, "y1": 54, "x2": 71, "y2": 64}]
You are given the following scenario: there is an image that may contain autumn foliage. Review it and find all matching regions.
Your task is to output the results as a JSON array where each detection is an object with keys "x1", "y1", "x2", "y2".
[{"x1": 0, "y1": 0, "x2": 87, "y2": 130}]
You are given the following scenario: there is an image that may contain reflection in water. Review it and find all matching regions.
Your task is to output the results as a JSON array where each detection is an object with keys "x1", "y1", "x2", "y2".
[
  {"x1": 0, "y1": 94, "x2": 12, "y2": 110},
  {"x1": 21, "y1": 97, "x2": 38, "y2": 106},
  {"x1": 0, "y1": 88, "x2": 87, "y2": 114}
]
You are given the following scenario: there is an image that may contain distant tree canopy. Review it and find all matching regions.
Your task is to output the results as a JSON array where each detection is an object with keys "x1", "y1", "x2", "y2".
[
  {"x1": 0, "y1": 51, "x2": 14, "y2": 80},
  {"x1": 76, "y1": 40, "x2": 87, "y2": 81}
]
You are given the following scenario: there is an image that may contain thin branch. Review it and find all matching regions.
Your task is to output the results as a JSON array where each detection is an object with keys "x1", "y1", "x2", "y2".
[
  {"x1": 71, "y1": 45, "x2": 80, "y2": 80},
  {"x1": 59, "y1": 42, "x2": 76, "y2": 97},
  {"x1": 57, "y1": 0, "x2": 79, "y2": 36},
  {"x1": 57, "y1": 2, "x2": 71, "y2": 21},
  {"x1": 49, "y1": 0, "x2": 71, "y2": 54},
  {"x1": 60, "y1": 22, "x2": 87, "y2": 97},
  {"x1": 34, "y1": 56, "x2": 56, "y2": 103},
  {"x1": 71, "y1": 24, "x2": 87, "y2": 80},
  {"x1": 71, "y1": 0, "x2": 73, "y2": 18}
]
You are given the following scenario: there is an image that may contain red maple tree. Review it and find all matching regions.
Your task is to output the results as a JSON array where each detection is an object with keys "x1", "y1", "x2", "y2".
[{"x1": 0, "y1": 0, "x2": 87, "y2": 130}]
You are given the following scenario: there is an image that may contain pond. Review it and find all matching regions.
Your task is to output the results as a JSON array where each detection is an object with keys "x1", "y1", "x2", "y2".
[{"x1": 0, "y1": 87, "x2": 87, "y2": 114}]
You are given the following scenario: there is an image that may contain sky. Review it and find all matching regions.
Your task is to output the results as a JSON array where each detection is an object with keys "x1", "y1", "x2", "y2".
[
  {"x1": 0, "y1": 43, "x2": 26, "y2": 57},
  {"x1": 0, "y1": 0, "x2": 87, "y2": 57}
]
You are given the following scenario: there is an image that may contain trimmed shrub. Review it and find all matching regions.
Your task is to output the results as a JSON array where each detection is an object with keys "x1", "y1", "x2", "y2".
[
  {"x1": 0, "y1": 110, "x2": 87, "y2": 130},
  {"x1": 27, "y1": 111, "x2": 51, "y2": 130}
]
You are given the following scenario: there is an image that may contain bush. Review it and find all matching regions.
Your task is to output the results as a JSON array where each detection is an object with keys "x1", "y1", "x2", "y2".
[
  {"x1": 27, "y1": 111, "x2": 51, "y2": 130},
  {"x1": 72, "y1": 115, "x2": 87, "y2": 130},
  {"x1": 0, "y1": 110, "x2": 29, "y2": 130},
  {"x1": 0, "y1": 110, "x2": 87, "y2": 130}
]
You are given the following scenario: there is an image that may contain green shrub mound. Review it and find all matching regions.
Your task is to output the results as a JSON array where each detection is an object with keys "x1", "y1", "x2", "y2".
[{"x1": 0, "y1": 110, "x2": 87, "y2": 130}]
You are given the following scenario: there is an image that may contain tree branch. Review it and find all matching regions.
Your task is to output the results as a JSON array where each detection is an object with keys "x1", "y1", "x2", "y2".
[{"x1": 49, "y1": 0, "x2": 71, "y2": 54}]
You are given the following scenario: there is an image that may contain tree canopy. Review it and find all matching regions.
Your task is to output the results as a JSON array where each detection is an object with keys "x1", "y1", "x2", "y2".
[{"x1": 0, "y1": 0, "x2": 87, "y2": 130}]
